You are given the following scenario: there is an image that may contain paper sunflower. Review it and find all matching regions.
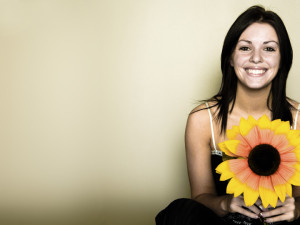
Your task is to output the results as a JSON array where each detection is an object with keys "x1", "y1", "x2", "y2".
[{"x1": 216, "y1": 115, "x2": 300, "y2": 208}]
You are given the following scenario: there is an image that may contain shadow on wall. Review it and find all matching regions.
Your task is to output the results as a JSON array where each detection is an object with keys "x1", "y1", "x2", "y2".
[
  {"x1": 0, "y1": 148, "x2": 190, "y2": 225},
  {"x1": 0, "y1": 198, "x2": 168, "y2": 225}
]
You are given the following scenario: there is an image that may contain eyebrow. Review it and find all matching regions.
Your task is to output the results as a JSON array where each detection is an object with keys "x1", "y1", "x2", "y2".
[{"x1": 238, "y1": 39, "x2": 279, "y2": 45}]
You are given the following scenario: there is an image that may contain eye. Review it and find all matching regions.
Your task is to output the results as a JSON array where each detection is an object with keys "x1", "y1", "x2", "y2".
[
  {"x1": 264, "y1": 47, "x2": 276, "y2": 52},
  {"x1": 239, "y1": 46, "x2": 251, "y2": 51}
]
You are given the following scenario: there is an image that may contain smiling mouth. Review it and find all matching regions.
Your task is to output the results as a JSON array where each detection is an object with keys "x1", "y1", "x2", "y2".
[{"x1": 245, "y1": 69, "x2": 267, "y2": 75}]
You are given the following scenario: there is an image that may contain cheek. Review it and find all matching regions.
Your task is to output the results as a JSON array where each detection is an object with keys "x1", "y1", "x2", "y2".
[
  {"x1": 267, "y1": 58, "x2": 280, "y2": 70},
  {"x1": 231, "y1": 54, "x2": 248, "y2": 67},
  {"x1": 265, "y1": 54, "x2": 280, "y2": 68}
]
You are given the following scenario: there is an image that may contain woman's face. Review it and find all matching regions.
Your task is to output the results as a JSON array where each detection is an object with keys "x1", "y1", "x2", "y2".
[{"x1": 231, "y1": 22, "x2": 281, "y2": 90}]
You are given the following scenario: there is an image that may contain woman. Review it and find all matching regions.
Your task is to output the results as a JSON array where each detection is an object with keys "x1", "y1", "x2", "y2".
[{"x1": 156, "y1": 5, "x2": 300, "y2": 225}]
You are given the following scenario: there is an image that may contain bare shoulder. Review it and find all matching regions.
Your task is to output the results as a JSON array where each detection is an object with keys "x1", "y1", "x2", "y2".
[
  {"x1": 188, "y1": 103, "x2": 211, "y2": 127},
  {"x1": 287, "y1": 98, "x2": 300, "y2": 117},
  {"x1": 189, "y1": 100, "x2": 218, "y2": 115},
  {"x1": 186, "y1": 102, "x2": 216, "y2": 145},
  {"x1": 288, "y1": 98, "x2": 300, "y2": 109},
  {"x1": 287, "y1": 98, "x2": 300, "y2": 129}
]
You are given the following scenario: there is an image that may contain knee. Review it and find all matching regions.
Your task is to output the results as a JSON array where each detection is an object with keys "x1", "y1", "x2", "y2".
[{"x1": 155, "y1": 198, "x2": 195, "y2": 220}]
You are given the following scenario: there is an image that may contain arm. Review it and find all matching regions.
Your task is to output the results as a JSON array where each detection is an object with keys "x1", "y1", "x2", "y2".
[
  {"x1": 185, "y1": 108, "x2": 226, "y2": 216},
  {"x1": 185, "y1": 107, "x2": 259, "y2": 218}
]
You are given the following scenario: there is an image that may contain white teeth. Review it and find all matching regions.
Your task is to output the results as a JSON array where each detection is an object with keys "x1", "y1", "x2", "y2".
[{"x1": 246, "y1": 69, "x2": 266, "y2": 75}]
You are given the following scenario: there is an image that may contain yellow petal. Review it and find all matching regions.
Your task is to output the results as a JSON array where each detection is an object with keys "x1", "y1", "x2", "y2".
[
  {"x1": 218, "y1": 142, "x2": 235, "y2": 157},
  {"x1": 227, "y1": 177, "x2": 244, "y2": 197},
  {"x1": 257, "y1": 114, "x2": 272, "y2": 129},
  {"x1": 294, "y1": 163, "x2": 300, "y2": 172},
  {"x1": 288, "y1": 132, "x2": 300, "y2": 147},
  {"x1": 271, "y1": 119, "x2": 282, "y2": 131},
  {"x1": 286, "y1": 183, "x2": 292, "y2": 197},
  {"x1": 247, "y1": 115, "x2": 258, "y2": 127},
  {"x1": 289, "y1": 172, "x2": 300, "y2": 186},
  {"x1": 274, "y1": 121, "x2": 291, "y2": 135},
  {"x1": 215, "y1": 161, "x2": 235, "y2": 181},
  {"x1": 287, "y1": 130, "x2": 300, "y2": 142},
  {"x1": 243, "y1": 186, "x2": 259, "y2": 206},
  {"x1": 218, "y1": 140, "x2": 240, "y2": 156},
  {"x1": 293, "y1": 147, "x2": 300, "y2": 161},
  {"x1": 239, "y1": 117, "x2": 255, "y2": 136},
  {"x1": 227, "y1": 125, "x2": 240, "y2": 140},
  {"x1": 274, "y1": 184, "x2": 286, "y2": 203},
  {"x1": 259, "y1": 186, "x2": 278, "y2": 208}
]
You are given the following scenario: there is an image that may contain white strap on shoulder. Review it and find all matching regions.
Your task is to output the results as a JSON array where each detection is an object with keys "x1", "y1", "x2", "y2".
[
  {"x1": 205, "y1": 102, "x2": 217, "y2": 151},
  {"x1": 293, "y1": 103, "x2": 300, "y2": 130}
]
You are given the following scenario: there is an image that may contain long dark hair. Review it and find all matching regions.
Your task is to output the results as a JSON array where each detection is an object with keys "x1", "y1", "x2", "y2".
[{"x1": 208, "y1": 5, "x2": 294, "y2": 133}]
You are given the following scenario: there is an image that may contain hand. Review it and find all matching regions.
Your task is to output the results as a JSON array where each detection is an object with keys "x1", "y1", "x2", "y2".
[
  {"x1": 225, "y1": 195, "x2": 260, "y2": 219},
  {"x1": 259, "y1": 196, "x2": 299, "y2": 223}
]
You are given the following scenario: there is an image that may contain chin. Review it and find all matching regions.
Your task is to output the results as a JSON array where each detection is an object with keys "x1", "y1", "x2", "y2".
[{"x1": 240, "y1": 81, "x2": 272, "y2": 90}]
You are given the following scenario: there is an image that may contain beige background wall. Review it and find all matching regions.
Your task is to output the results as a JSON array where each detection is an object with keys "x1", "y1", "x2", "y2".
[{"x1": 1, "y1": 0, "x2": 300, "y2": 224}]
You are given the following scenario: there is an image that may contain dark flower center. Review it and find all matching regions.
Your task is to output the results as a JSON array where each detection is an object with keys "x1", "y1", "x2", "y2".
[{"x1": 248, "y1": 144, "x2": 281, "y2": 176}]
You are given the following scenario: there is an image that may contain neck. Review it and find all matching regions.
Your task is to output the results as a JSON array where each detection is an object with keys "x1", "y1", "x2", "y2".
[{"x1": 233, "y1": 83, "x2": 272, "y2": 119}]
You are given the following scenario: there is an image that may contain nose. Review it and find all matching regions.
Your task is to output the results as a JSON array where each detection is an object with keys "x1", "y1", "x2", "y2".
[{"x1": 250, "y1": 49, "x2": 263, "y2": 63}]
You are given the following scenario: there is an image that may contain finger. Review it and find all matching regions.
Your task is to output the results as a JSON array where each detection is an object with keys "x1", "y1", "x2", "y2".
[
  {"x1": 247, "y1": 205, "x2": 261, "y2": 214},
  {"x1": 265, "y1": 213, "x2": 293, "y2": 224},
  {"x1": 230, "y1": 195, "x2": 246, "y2": 209},
  {"x1": 261, "y1": 206, "x2": 285, "y2": 218},
  {"x1": 262, "y1": 205, "x2": 296, "y2": 222},
  {"x1": 232, "y1": 205, "x2": 259, "y2": 219},
  {"x1": 275, "y1": 195, "x2": 293, "y2": 207}
]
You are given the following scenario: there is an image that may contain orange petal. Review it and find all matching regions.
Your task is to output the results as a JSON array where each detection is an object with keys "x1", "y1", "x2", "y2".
[
  {"x1": 259, "y1": 129, "x2": 274, "y2": 145},
  {"x1": 235, "y1": 134, "x2": 252, "y2": 157},
  {"x1": 271, "y1": 134, "x2": 289, "y2": 151},
  {"x1": 242, "y1": 126, "x2": 261, "y2": 148},
  {"x1": 228, "y1": 158, "x2": 249, "y2": 174},
  {"x1": 259, "y1": 176, "x2": 278, "y2": 208},
  {"x1": 235, "y1": 166, "x2": 252, "y2": 183},
  {"x1": 271, "y1": 172, "x2": 288, "y2": 186},
  {"x1": 271, "y1": 172, "x2": 288, "y2": 202},
  {"x1": 277, "y1": 162, "x2": 295, "y2": 182},
  {"x1": 259, "y1": 175, "x2": 274, "y2": 190},
  {"x1": 244, "y1": 171, "x2": 260, "y2": 191},
  {"x1": 277, "y1": 145, "x2": 295, "y2": 154},
  {"x1": 280, "y1": 152, "x2": 297, "y2": 162}
]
